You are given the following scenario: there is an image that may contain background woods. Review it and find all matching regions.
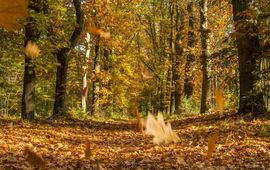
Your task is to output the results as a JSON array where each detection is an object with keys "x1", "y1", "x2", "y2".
[
  {"x1": 0, "y1": 0, "x2": 269, "y2": 118},
  {"x1": 0, "y1": 0, "x2": 270, "y2": 169}
]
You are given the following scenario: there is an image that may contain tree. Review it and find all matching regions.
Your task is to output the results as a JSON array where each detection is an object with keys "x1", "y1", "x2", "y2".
[
  {"x1": 199, "y1": 0, "x2": 210, "y2": 114},
  {"x1": 184, "y1": 0, "x2": 196, "y2": 99},
  {"x1": 22, "y1": 0, "x2": 42, "y2": 120},
  {"x1": 91, "y1": 37, "x2": 100, "y2": 115},
  {"x1": 82, "y1": 33, "x2": 91, "y2": 113},
  {"x1": 232, "y1": 0, "x2": 266, "y2": 113},
  {"x1": 53, "y1": 0, "x2": 83, "y2": 116},
  {"x1": 173, "y1": 3, "x2": 185, "y2": 114}
]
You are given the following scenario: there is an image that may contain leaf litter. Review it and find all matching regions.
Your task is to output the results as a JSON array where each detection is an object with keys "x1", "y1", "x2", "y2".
[{"x1": 0, "y1": 112, "x2": 270, "y2": 169}]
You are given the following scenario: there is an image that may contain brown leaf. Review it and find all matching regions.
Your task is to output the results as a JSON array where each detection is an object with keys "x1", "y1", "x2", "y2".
[
  {"x1": 85, "y1": 140, "x2": 92, "y2": 158},
  {"x1": 215, "y1": 89, "x2": 225, "y2": 114},
  {"x1": 0, "y1": 0, "x2": 29, "y2": 30},
  {"x1": 24, "y1": 41, "x2": 40, "y2": 59},
  {"x1": 207, "y1": 133, "x2": 218, "y2": 162},
  {"x1": 24, "y1": 146, "x2": 46, "y2": 167}
]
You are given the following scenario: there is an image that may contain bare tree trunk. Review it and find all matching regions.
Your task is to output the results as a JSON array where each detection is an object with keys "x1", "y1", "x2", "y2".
[
  {"x1": 53, "y1": 0, "x2": 83, "y2": 116},
  {"x1": 82, "y1": 33, "x2": 91, "y2": 112},
  {"x1": 184, "y1": 0, "x2": 196, "y2": 99},
  {"x1": 232, "y1": 0, "x2": 266, "y2": 113},
  {"x1": 200, "y1": 0, "x2": 210, "y2": 114}
]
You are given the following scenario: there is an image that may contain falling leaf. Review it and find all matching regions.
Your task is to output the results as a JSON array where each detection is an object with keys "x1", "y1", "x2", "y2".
[
  {"x1": 145, "y1": 112, "x2": 179, "y2": 144},
  {"x1": 24, "y1": 41, "x2": 40, "y2": 59},
  {"x1": 141, "y1": 71, "x2": 153, "y2": 79},
  {"x1": 97, "y1": 161, "x2": 105, "y2": 170},
  {"x1": 99, "y1": 30, "x2": 111, "y2": 39},
  {"x1": 132, "y1": 105, "x2": 144, "y2": 132},
  {"x1": 0, "y1": 0, "x2": 29, "y2": 30},
  {"x1": 89, "y1": 25, "x2": 110, "y2": 39},
  {"x1": 215, "y1": 89, "x2": 225, "y2": 114},
  {"x1": 85, "y1": 140, "x2": 92, "y2": 158},
  {"x1": 24, "y1": 146, "x2": 46, "y2": 167},
  {"x1": 207, "y1": 133, "x2": 218, "y2": 162},
  {"x1": 176, "y1": 157, "x2": 186, "y2": 165},
  {"x1": 89, "y1": 25, "x2": 100, "y2": 36}
]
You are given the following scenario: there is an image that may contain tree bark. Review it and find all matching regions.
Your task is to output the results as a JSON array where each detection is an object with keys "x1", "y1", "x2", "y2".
[
  {"x1": 174, "y1": 5, "x2": 184, "y2": 114},
  {"x1": 199, "y1": 0, "x2": 210, "y2": 114},
  {"x1": 232, "y1": 0, "x2": 266, "y2": 113},
  {"x1": 184, "y1": 0, "x2": 196, "y2": 99},
  {"x1": 22, "y1": 0, "x2": 42, "y2": 120},
  {"x1": 53, "y1": 0, "x2": 83, "y2": 116},
  {"x1": 82, "y1": 33, "x2": 91, "y2": 112},
  {"x1": 91, "y1": 38, "x2": 100, "y2": 115}
]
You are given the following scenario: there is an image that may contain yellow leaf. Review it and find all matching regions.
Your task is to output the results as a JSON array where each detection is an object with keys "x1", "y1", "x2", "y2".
[
  {"x1": 207, "y1": 133, "x2": 218, "y2": 162},
  {"x1": 85, "y1": 140, "x2": 92, "y2": 158},
  {"x1": 24, "y1": 146, "x2": 46, "y2": 167},
  {"x1": 0, "y1": 0, "x2": 29, "y2": 30},
  {"x1": 25, "y1": 41, "x2": 40, "y2": 59}
]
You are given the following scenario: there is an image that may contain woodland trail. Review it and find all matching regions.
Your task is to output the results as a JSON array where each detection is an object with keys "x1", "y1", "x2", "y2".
[{"x1": 0, "y1": 113, "x2": 270, "y2": 169}]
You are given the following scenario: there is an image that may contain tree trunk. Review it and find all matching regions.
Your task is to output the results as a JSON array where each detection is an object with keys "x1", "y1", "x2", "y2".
[
  {"x1": 22, "y1": 0, "x2": 42, "y2": 120},
  {"x1": 53, "y1": 0, "x2": 83, "y2": 116},
  {"x1": 91, "y1": 38, "x2": 100, "y2": 115},
  {"x1": 82, "y1": 33, "x2": 91, "y2": 112},
  {"x1": 199, "y1": 0, "x2": 210, "y2": 114},
  {"x1": 232, "y1": 0, "x2": 266, "y2": 113},
  {"x1": 174, "y1": 5, "x2": 184, "y2": 114},
  {"x1": 184, "y1": 0, "x2": 196, "y2": 99}
]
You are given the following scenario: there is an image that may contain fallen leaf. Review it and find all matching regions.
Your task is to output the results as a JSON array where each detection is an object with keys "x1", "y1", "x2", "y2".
[
  {"x1": 207, "y1": 133, "x2": 218, "y2": 162},
  {"x1": 85, "y1": 140, "x2": 92, "y2": 158},
  {"x1": 176, "y1": 157, "x2": 186, "y2": 165},
  {"x1": 97, "y1": 161, "x2": 105, "y2": 170},
  {"x1": 24, "y1": 146, "x2": 46, "y2": 167}
]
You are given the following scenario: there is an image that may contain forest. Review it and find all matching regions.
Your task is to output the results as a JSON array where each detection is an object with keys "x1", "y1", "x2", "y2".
[{"x1": 0, "y1": 0, "x2": 270, "y2": 169}]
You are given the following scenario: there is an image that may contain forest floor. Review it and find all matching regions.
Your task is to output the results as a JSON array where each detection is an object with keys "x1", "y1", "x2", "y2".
[{"x1": 0, "y1": 112, "x2": 270, "y2": 170}]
